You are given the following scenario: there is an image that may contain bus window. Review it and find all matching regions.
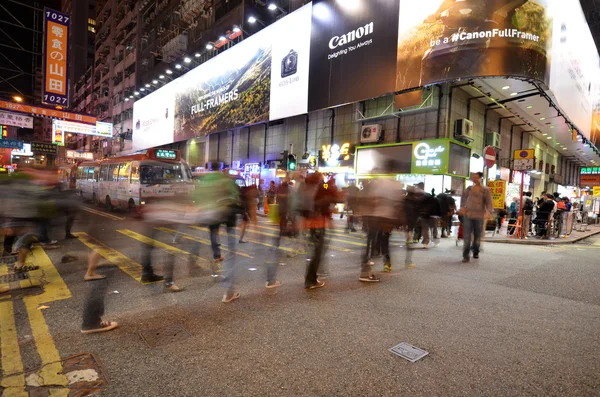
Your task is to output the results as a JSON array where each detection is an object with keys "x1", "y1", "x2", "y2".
[
  {"x1": 131, "y1": 164, "x2": 140, "y2": 184},
  {"x1": 108, "y1": 164, "x2": 119, "y2": 182},
  {"x1": 86, "y1": 167, "x2": 94, "y2": 180},
  {"x1": 77, "y1": 167, "x2": 84, "y2": 179},
  {"x1": 140, "y1": 162, "x2": 186, "y2": 184},
  {"x1": 118, "y1": 163, "x2": 131, "y2": 182},
  {"x1": 100, "y1": 165, "x2": 109, "y2": 181}
]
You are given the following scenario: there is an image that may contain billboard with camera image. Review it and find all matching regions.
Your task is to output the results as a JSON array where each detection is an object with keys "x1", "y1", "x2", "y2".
[
  {"x1": 172, "y1": 3, "x2": 311, "y2": 142},
  {"x1": 396, "y1": 0, "x2": 552, "y2": 91}
]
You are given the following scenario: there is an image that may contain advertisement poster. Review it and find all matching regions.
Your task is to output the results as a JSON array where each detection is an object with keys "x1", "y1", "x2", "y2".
[
  {"x1": 308, "y1": 0, "x2": 400, "y2": 111},
  {"x1": 0, "y1": 111, "x2": 34, "y2": 128},
  {"x1": 43, "y1": 8, "x2": 70, "y2": 107},
  {"x1": 548, "y1": 0, "x2": 600, "y2": 142},
  {"x1": 132, "y1": 82, "x2": 177, "y2": 151},
  {"x1": 396, "y1": 0, "x2": 552, "y2": 91},
  {"x1": 31, "y1": 142, "x2": 58, "y2": 154},
  {"x1": 174, "y1": 27, "x2": 273, "y2": 141},
  {"x1": 488, "y1": 180, "x2": 507, "y2": 209},
  {"x1": 269, "y1": 4, "x2": 312, "y2": 121}
]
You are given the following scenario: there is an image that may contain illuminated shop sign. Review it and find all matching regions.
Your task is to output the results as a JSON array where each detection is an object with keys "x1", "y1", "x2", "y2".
[
  {"x1": 412, "y1": 140, "x2": 449, "y2": 174},
  {"x1": 581, "y1": 167, "x2": 600, "y2": 175}
]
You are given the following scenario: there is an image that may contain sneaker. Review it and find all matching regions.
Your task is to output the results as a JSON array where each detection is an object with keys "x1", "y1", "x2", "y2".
[
  {"x1": 265, "y1": 280, "x2": 282, "y2": 289},
  {"x1": 367, "y1": 260, "x2": 375, "y2": 266},
  {"x1": 213, "y1": 256, "x2": 225, "y2": 263},
  {"x1": 359, "y1": 274, "x2": 380, "y2": 283},
  {"x1": 473, "y1": 253, "x2": 479, "y2": 259},
  {"x1": 238, "y1": 239, "x2": 247, "y2": 244},
  {"x1": 383, "y1": 264, "x2": 392, "y2": 272},
  {"x1": 41, "y1": 240, "x2": 58, "y2": 246},
  {"x1": 222, "y1": 292, "x2": 240, "y2": 303},
  {"x1": 305, "y1": 280, "x2": 325, "y2": 289},
  {"x1": 141, "y1": 274, "x2": 164, "y2": 283},
  {"x1": 405, "y1": 263, "x2": 416, "y2": 269},
  {"x1": 462, "y1": 257, "x2": 470, "y2": 263},
  {"x1": 65, "y1": 233, "x2": 78, "y2": 239},
  {"x1": 423, "y1": 244, "x2": 429, "y2": 249},
  {"x1": 164, "y1": 283, "x2": 184, "y2": 292},
  {"x1": 81, "y1": 321, "x2": 118, "y2": 335}
]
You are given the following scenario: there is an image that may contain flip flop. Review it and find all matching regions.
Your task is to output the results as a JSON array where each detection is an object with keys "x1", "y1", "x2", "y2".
[{"x1": 84, "y1": 274, "x2": 106, "y2": 281}]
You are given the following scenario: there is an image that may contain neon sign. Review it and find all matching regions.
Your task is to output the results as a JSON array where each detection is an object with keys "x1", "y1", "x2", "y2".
[
  {"x1": 321, "y1": 142, "x2": 351, "y2": 166},
  {"x1": 413, "y1": 142, "x2": 445, "y2": 167}
]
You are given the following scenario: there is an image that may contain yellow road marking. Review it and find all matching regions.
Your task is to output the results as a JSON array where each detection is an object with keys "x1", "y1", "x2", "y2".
[
  {"x1": 0, "y1": 263, "x2": 8, "y2": 294},
  {"x1": 82, "y1": 206, "x2": 125, "y2": 221},
  {"x1": 118, "y1": 229, "x2": 233, "y2": 266},
  {"x1": 254, "y1": 223, "x2": 366, "y2": 242},
  {"x1": 157, "y1": 227, "x2": 253, "y2": 259},
  {"x1": 0, "y1": 301, "x2": 25, "y2": 388},
  {"x1": 161, "y1": 226, "x2": 296, "y2": 254},
  {"x1": 74, "y1": 232, "x2": 142, "y2": 282},
  {"x1": 23, "y1": 246, "x2": 70, "y2": 387},
  {"x1": 209, "y1": 226, "x2": 354, "y2": 252}
]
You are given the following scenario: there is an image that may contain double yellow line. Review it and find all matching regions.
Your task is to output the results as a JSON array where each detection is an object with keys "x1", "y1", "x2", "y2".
[{"x1": 1, "y1": 246, "x2": 72, "y2": 395}]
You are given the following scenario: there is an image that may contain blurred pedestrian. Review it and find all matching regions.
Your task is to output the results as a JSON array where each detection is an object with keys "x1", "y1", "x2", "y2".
[
  {"x1": 458, "y1": 172, "x2": 493, "y2": 262},
  {"x1": 437, "y1": 191, "x2": 456, "y2": 238},
  {"x1": 345, "y1": 182, "x2": 359, "y2": 233},
  {"x1": 420, "y1": 190, "x2": 441, "y2": 248},
  {"x1": 81, "y1": 254, "x2": 118, "y2": 334}
]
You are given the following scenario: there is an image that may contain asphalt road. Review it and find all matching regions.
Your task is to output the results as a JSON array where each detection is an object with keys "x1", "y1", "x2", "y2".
[{"x1": 2, "y1": 205, "x2": 600, "y2": 396}]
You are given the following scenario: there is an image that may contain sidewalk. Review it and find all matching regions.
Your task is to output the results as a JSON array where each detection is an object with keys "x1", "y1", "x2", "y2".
[{"x1": 482, "y1": 224, "x2": 600, "y2": 245}]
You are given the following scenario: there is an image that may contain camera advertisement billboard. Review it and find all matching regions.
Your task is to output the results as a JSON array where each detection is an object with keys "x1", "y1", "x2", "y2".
[
  {"x1": 132, "y1": 82, "x2": 177, "y2": 151},
  {"x1": 547, "y1": 0, "x2": 600, "y2": 142},
  {"x1": 269, "y1": 4, "x2": 312, "y2": 121},
  {"x1": 396, "y1": 0, "x2": 552, "y2": 92},
  {"x1": 308, "y1": 0, "x2": 400, "y2": 112}
]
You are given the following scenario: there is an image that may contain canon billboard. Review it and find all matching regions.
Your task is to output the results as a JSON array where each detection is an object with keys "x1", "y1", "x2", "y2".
[{"x1": 133, "y1": 0, "x2": 600, "y2": 151}]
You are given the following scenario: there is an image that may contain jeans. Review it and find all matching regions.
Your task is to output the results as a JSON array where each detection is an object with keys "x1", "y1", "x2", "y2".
[
  {"x1": 421, "y1": 217, "x2": 439, "y2": 245},
  {"x1": 463, "y1": 217, "x2": 483, "y2": 258},
  {"x1": 141, "y1": 227, "x2": 175, "y2": 281},
  {"x1": 220, "y1": 225, "x2": 237, "y2": 295},
  {"x1": 305, "y1": 228, "x2": 325, "y2": 286},
  {"x1": 81, "y1": 277, "x2": 107, "y2": 329}
]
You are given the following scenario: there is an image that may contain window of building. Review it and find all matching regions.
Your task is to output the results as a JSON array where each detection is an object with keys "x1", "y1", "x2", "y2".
[
  {"x1": 88, "y1": 26, "x2": 96, "y2": 33},
  {"x1": 88, "y1": 18, "x2": 96, "y2": 25}
]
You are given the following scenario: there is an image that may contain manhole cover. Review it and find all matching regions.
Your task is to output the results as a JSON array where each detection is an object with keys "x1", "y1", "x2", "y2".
[
  {"x1": 0, "y1": 273, "x2": 28, "y2": 283},
  {"x1": 389, "y1": 342, "x2": 429, "y2": 362},
  {"x1": 139, "y1": 324, "x2": 191, "y2": 348}
]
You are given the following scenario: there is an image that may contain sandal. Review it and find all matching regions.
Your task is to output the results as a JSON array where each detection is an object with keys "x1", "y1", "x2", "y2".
[
  {"x1": 84, "y1": 274, "x2": 106, "y2": 281},
  {"x1": 14, "y1": 265, "x2": 40, "y2": 273},
  {"x1": 81, "y1": 321, "x2": 118, "y2": 334}
]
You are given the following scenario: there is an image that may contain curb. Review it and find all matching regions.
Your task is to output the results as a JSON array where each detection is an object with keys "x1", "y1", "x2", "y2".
[{"x1": 484, "y1": 229, "x2": 600, "y2": 245}]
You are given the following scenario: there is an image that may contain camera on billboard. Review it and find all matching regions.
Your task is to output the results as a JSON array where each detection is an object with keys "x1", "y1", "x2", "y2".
[{"x1": 281, "y1": 49, "x2": 298, "y2": 78}]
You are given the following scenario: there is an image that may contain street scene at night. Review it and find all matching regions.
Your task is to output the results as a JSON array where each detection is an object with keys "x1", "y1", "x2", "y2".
[{"x1": 1, "y1": 0, "x2": 600, "y2": 396}]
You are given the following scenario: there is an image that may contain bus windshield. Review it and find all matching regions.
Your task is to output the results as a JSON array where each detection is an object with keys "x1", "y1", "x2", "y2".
[{"x1": 140, "y1": 162, "x2": 189, "y2": 184}]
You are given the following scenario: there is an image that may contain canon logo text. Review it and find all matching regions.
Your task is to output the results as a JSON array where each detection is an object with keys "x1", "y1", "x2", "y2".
[{"x1": 329, "y1": 22, "x2": 374, "y2": 50}]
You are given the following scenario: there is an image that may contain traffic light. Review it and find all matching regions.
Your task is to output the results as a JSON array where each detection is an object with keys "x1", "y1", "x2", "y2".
[
  {"x1": 1, "y1": 124, "x2": 7, "y2": 138},
  {"x1": 281, "y1": 150, "x2": 289, "y2": 170},
  {"x1": 288, "y1": 153, "x2": 297, "y2": 171}
]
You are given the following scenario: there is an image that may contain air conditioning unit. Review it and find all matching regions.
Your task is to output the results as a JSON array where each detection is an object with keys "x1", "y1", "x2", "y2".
[
  {"x1": 486, "y1": 131, "x2": 501, "y2": 148},
  {"x1": 360, "y1": 124, "x2": 382, "y2": 143},
  {"x1": 454, "y1": 119, "x2": 474, "y2": 141}
]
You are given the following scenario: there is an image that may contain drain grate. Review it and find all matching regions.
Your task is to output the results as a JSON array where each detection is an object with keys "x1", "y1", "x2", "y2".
[
  {"x1": 389, "y1": 342, "x2": 429, "y2": 363},
  {"x1": 139, "y1": 324, "x2": 192, "y2": 348},
  {"x1": 0, "y1": 272, "x2": 28, "y2": 283}
]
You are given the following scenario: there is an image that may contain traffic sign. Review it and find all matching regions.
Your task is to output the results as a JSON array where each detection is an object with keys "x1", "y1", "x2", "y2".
[
  {"x1": 484, "y1": 146, "x2": 496, "y2": 168},
  {"x1": 514, "y1": 149, "x2": 534, "y2": 159},
  {"x1": 513, "y1": 158, "x2": 535, "y2": 171}
]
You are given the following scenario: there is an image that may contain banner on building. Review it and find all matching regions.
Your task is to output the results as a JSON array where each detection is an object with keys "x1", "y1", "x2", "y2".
[
  {"x1": 31, "y1": 142, "x2": 58, "y2": 154},
  {"x1": 43, "y1": 8, "x2": 70, "y2": 107},
  {"x1": 488, "y1": 180, "x2": 508, "y2": 209},
  {"x1": 0, "y1": 100, "x2": 95, "y2": 124},
  {"x1": 0, "y1": 111, "x2": 34, "y2": 128},
  {"x1": 52, "y1": 119, "x2": 113, "y2": 138},
  {"x1": 0, "y1": 139, "x2": 23, "y2": 150}
]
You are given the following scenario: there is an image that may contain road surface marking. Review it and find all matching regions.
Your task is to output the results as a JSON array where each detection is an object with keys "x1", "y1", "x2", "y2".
[
  {"x1": 160, "y1": 227, "x2": 254, "y2": 259},
  {"x1": 0, "y1": 263, "x2": 9, "y2": 295},
  {"x1": 74, "y1": 232, "x2": 142, "y2": 282},
  {"x1": 23, "y1": 246, "x2": 70, "y2": 387},
  {"x1": 82, "y1": 206, "x2": 125, "y2": 221},
  {"x1": 253, "y1": 223, "x2": 366, "y2": 242},
  {"x1": 221, "y1": 226, "x2": 354, "y2": 252},
  {"x1": 0, "y1": 301, "x2": 26, "y2": 391},
  {"x1": 118, "y1": 229, "x2": 235, "y2": 266}
]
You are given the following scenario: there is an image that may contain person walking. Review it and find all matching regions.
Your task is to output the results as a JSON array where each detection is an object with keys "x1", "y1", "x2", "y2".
[{"x1": 458, "y1": 172, "x2": 493, "y2": 262}]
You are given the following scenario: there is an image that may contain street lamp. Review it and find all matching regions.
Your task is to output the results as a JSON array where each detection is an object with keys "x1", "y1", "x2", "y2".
[
  {"x1": 233, "y1": 26, "x2": 241, "y2": 33},
  {"x1": 159, "y1": 74, "x2": 165, "y2": 79},
  {"x1": 145, "y1": 83, "x2": 150, "y2": 88},
  {"x1": 13, "y1": 96, "x2": 23, "y2": 102},
  {"x1": 152, "y1": 80, "x2": 158, "y2": 84},
  {"x1": 206, "y1": 42, "x2": 214, "y2": 50},
  {"x1": 184, "y1": 57, "x2": 191, "y2": 63},
  {"x1": 166, "y1": 69, "x2": 173, "y2": 75},
  {"x1": 195, "y1": 53, "x2": 201, "y2": 58},
  {"x1": 175, "y1": 64, "x2": 182, "y2": 69},
  {"x1": 268, "y1": 3, "x2": 277, "y2": 10}
]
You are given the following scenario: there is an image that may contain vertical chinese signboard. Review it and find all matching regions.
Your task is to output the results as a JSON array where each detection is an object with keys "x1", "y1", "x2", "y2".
[
  {"x1": 43, "y1": 8, "x2": 70, "y2": 107},
  {"x1": 487, "y1": 180, "x2": 507, "y2": 210}
]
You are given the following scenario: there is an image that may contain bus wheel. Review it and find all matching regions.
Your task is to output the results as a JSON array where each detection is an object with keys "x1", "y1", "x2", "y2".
[
  {"x1": 128, "y1": 199, "x2": 136, "y2": 214},
  {"x1": 106, "y1": 196, "x2": 113, "y2": 212}
]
